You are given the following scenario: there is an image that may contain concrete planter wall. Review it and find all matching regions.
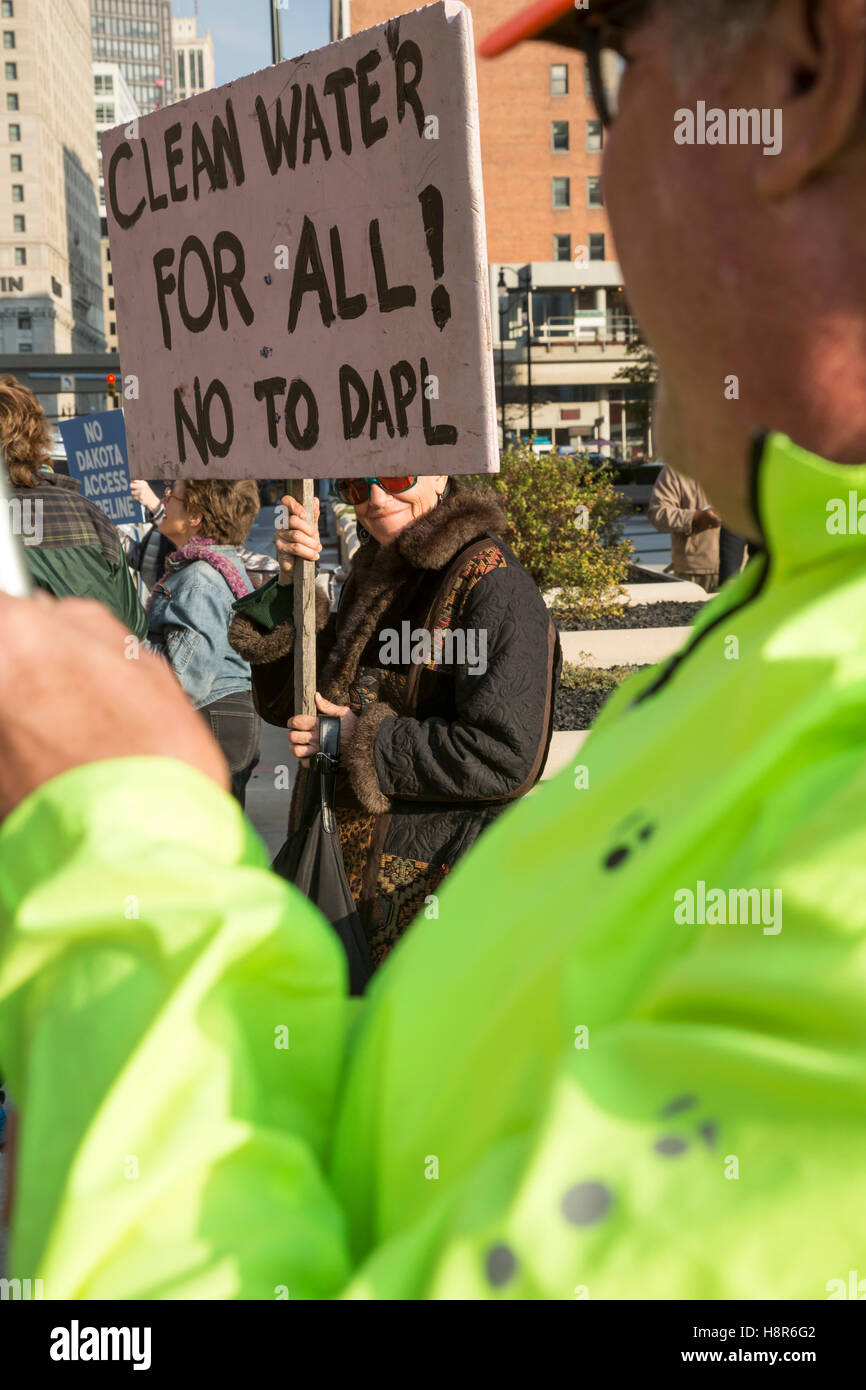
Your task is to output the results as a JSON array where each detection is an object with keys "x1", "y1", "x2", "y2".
[{"x1": 542, "y1": 568, "x2": 709, "y2": 781}]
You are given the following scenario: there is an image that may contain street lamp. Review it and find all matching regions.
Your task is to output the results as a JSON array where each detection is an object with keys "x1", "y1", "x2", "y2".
[{"x1": 497, "y1": 267, "x2": 533, "y2": 448}]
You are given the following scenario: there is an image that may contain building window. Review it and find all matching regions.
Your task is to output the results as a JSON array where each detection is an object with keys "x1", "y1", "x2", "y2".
[
  {"x1": 3, "y1": 32, "x2": 15, "y2": 49},
  {"x1": 110, "y1": 320, "x2": 116, "y2": 334},
  {"x1": 6, "y1": 91, "x2": 17, "y2": 109},
  {"x1": 11, "y1": 182, "x2": 22, "y2": 200},
  {"x1": 552, "y1": 176, "x2": 571, "y2": 209},
  {"x1": 198, "y1": 51, "x2": 203, "y2": 88},
  {"x1": 109, "y1": 297, "x2": 114, "y2": 309},
  {"x1": 587, "y1": 120, "x2": 603, "y2": 152},
  {"x1": 95, "y1": 104, "x2": 115, "y2": 123},
  {"x1": 587, "y1": 175, "x2": 603, "y2": 208},
  {"x1": 17, "y1": 311, "x2": 29, "y2": 329},
  {"x1": 10, "y1": 152, "x2": 20, "y2": 169},
  {"x1": 8, "y1": 121, "x2": 19, "y2": 139},
  {"x1": 177, "y1": 50, "x2": 185, "y2": 87},
  {"x1": 189, "y1": 49, "x2": 196, "y2": 88},
  {"x1": 589, "y1": 233, "x2": 606, "y2": 261},
  {"x1": 107, "y1": 272, "x2": 113, "y2": 285},
  {"x1": 4, "y1": 61, "x2": 15, "y2": 79},
  {"x1": 18, "y1": 341, "x2": 31, "y2": 351},
  {"x1": 104, "y1": 74, "x2": 113, "y2": 93},
  {"x1": 550, "y1": 63, "x2": 568, "y2": 96},
  {"x1": 1, "y1": 3, "x2": 13, "y2": 17},
  {"x1": 13, "y1": 213, "x2": 24, "y2": 231},
  {"x1": 551, "y1": 120, "x2": 569, "y2": 153},
  {"x1": 14, "y1": 245, "x2": 25, "y2": 264},
  {"x1": 553, "y1": 234, "x2": 572, "y2": 262}
]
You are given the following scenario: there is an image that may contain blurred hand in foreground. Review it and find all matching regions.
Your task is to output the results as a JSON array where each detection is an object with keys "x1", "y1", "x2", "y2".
[{"x1": 0, "y1": 593, "x2": 229, "y2": 820}]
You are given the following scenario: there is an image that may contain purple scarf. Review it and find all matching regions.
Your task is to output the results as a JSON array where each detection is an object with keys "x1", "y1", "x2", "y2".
[{"x1": 151, "y1": 536, "x2": 249, "y2": 606}]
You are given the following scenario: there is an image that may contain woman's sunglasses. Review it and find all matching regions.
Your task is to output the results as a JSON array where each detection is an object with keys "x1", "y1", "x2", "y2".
[
  {"x1": 335, "y1": 476, "x2": 418, "y2": 507},
  {"x1": 576, "y1": 0, "x2": 653, "y2": 128}
]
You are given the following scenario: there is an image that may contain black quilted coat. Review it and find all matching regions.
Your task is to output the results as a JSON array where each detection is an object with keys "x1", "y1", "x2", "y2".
[{"x1": 229, "y1": 489, "x2": 561, "y2": 965}]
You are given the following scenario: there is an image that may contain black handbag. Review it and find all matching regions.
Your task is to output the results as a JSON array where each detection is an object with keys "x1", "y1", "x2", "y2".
[{"x1": 271, "y1": 715, "x2": 374, "y2": 996}]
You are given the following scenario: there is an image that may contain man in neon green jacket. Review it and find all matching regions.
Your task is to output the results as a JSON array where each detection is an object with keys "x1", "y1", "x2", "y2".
[{"x1": 2, "y1": 0, "x2": 866, "y2": 1299}]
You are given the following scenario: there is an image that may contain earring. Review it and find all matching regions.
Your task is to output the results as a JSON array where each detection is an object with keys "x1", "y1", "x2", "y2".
[{"x1": 357, "y1": 522, "x2": 371, "y2": 544}]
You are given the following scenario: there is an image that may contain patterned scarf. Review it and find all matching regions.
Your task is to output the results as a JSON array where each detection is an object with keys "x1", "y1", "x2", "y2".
[{"x1": 151, "y1": 536, "x2": 249, "y2": 606}]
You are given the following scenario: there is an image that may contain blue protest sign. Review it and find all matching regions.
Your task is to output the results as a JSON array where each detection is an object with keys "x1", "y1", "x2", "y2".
[{"x1": 58, "y1": 411, "x2": 143, "y2": 525}]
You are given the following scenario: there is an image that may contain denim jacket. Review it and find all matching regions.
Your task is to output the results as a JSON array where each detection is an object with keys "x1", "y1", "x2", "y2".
[{"x1": 148, "y1": 547, "x2": 253, "y2": 709}]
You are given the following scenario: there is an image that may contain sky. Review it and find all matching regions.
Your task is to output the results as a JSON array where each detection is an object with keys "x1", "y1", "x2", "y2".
[{"x1": 187, "y1": 0, "x2": 332, "y2": 88}]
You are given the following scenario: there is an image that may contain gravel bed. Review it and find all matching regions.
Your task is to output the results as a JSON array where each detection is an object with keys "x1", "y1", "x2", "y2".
[
  {"x1": 555, "y1": 600, "x2": 706, "y2": 631},
  {"x1": 553, "y1": 665, "x2": 646, "y2": 732}
]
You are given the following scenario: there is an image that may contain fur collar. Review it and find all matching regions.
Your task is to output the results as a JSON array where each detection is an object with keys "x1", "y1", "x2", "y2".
[{"x1": 392, "y1": 488, "x2": 505, "y2": 570}]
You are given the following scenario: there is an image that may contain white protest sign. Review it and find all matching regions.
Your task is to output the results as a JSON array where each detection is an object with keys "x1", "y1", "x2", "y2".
[{"x1": 101, "y1": 1, "x2": 497, "y2": 480}]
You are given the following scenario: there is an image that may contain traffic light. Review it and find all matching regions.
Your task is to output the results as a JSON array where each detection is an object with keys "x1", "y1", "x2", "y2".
[{"x1": 106, "y1": 372, "x2": 119, "y2": 408}]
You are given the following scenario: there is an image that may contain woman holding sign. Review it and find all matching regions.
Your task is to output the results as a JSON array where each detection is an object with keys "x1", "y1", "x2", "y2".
[{"x1": 230, "y1": 475, "x2": 560, "y2": 967}]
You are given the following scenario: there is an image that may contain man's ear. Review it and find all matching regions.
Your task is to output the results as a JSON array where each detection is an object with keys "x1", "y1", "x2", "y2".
[{"x1": 755, "y1": 0, "x2": 866, "y2": 199}]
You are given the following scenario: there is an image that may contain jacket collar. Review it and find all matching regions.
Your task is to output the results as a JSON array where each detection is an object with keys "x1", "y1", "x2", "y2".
[
  {"x1": 752, "y1": 431, "x2": 866, "y2": 582},
  {"x1": 320, "y1": 488, "x2": 506, "y2": 704}
]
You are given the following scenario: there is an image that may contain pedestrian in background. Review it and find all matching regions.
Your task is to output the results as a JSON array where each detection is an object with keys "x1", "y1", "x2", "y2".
[
  {"x1": 648, "y1": 463, "x2": 721, "y2": 591},
  {"x1": 0, "y1": 374, "x2": 147, "y2": 638},
  {"x1": 148, "y1": 479, "x2": 262, "y2": 806},
  {"x1": 121, "y1": 478, "x2": 278, "y2": 606}
]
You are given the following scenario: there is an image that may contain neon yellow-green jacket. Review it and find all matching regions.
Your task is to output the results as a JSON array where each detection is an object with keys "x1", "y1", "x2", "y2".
[{"x1": 2, "y1": 433, "x2": 865, "y2": 1299}]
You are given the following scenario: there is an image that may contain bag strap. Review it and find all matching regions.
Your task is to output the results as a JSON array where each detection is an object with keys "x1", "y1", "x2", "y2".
[{"x1": 314, "y1": 714, "x2": 341, "y2": 834}]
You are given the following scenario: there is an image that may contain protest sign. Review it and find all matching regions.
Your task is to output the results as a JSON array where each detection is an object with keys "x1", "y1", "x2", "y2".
[
  {"x1": 58, "y1": 411, "x2": 142, "y2": 524},
  {"x1": 101, "y1": 0, "x2": 497, "y2": 480}
]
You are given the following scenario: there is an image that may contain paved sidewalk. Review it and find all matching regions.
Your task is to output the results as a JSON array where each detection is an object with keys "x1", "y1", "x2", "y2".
[{"x1": 245, "y1": 720, "x2": 296, "y2": 859}]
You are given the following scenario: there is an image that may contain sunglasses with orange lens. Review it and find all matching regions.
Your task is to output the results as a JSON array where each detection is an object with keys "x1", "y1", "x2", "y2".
[{"x1": 335, "y1": 477, "x2": 418, "y2": 506}]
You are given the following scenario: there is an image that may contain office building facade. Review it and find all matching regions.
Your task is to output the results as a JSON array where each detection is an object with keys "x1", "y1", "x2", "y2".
[
  {"x1": 0, "y1": 0, "x2": 105, "y2": 419},
  {"x1": 94, "y1": 60, "x2": 139, "y2": 357},
  {"x1": 171, "y1": 14, "x2": 215, "y2": 103},
  {"x1": 91, "y1": 0, "x2": 174, "y2": 115}
]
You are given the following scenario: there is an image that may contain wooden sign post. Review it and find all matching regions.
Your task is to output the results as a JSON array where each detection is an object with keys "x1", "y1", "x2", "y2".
[{"x1": 290, "y1": 478, "x2": 317, "y2": 718}]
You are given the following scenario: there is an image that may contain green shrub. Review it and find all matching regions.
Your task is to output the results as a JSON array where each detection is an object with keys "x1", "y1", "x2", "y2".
[
  {"x1": 459, "y1": 444, "x2": 633, "y2": 622},
  {"x1": 559, "y1": 663, "x2": 643, "y2": 693}
]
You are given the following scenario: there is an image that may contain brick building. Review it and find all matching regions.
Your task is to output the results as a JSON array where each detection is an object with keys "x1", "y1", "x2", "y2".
[{"x1": 334, "y1": 0, "x2": 649, "y2": 455}]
